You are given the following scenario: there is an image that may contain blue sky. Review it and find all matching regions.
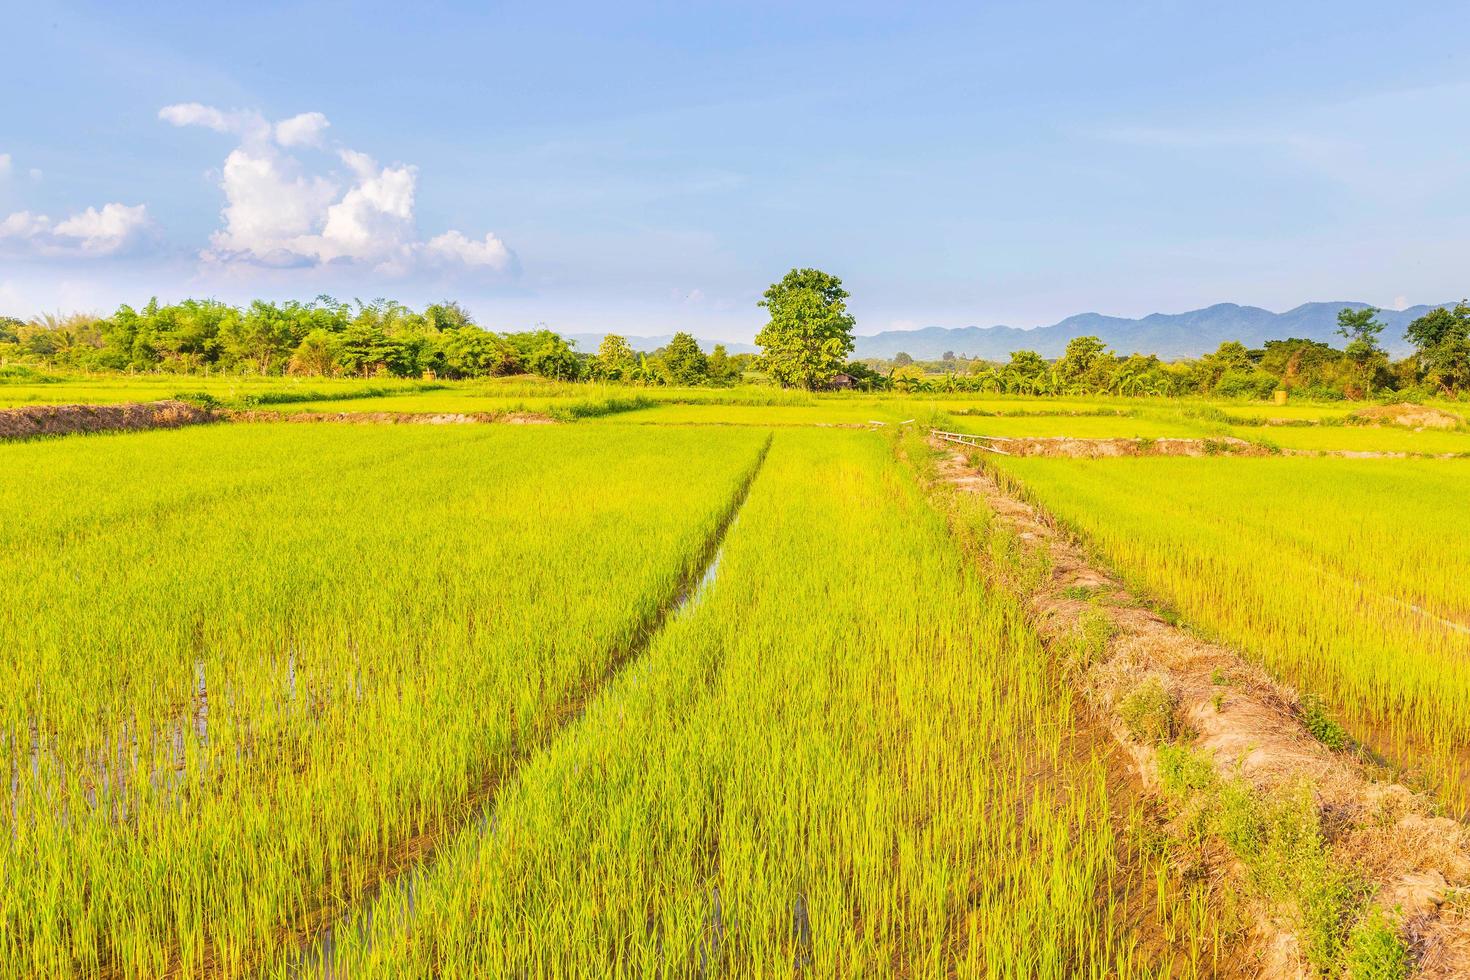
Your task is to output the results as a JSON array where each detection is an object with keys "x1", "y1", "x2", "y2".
[{"x1": 4, "y1": 0, "x2": 1470, "y2": 341}]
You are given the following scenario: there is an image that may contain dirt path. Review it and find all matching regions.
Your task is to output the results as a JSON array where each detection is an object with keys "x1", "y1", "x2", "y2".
[
  {"x1": 225, "y1": 409, "x2": 557, "y2": 425},
  {"x1": 0, "y1": 401, "x2": 563, "y2": 441},
  {"x1": 936, "y1": 431, "x2": 1466, "y2": 459},
  {"x1": 932, "y1": 442, "x2": 1470, "y2": 978},
  {"x1": 0, "y1": 400, "x2": 217, "y2": 440}
]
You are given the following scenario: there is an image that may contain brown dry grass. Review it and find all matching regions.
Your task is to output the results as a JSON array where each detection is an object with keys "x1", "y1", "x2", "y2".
[
  {"x1": 1351, "y1": 404, "x2": 1464, "y2": 430},
  {"x1": 224, "y1": 409, "x2": 557, "y2": 425},
  {"x1": 0, "y1": 400, "x2": 217, "y2": 440}
]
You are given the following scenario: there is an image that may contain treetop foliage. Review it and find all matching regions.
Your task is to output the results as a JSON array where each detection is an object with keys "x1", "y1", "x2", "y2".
[
  {"x1": 755, "y1": 268, "x2": 857, "y2": 389},
  {"x1": 6, "y1": 288, "x2": 1470, "y2": 398},
  {"x1": 0, "y1": 297, "x2": 749, "y2": 386}
]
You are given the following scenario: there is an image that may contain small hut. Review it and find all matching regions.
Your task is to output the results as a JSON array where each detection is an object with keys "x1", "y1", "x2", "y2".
[{"x1": 828, "y1": 373, "x2": 856, "y2": 391}]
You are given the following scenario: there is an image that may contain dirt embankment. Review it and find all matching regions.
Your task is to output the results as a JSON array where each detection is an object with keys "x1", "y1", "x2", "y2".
[
  {"x1": 939, "y1": 431, "x2": 1464, "y2": 460},
  {"x1": 225, "y1": 410, "x2": 556, "y2": 425},
  {"x1": 980, "y1": 435, "x2": 1267, "y2": 458},
  {"x1": 933, "y1": 442, "x2": 1470, "y2": 978},
  {"x1": 1350, "y1": 404, "x2": 1464, "y2": 430},
  {"x1": 0, "y1": 400, "x2": 218, "y2": 441}
]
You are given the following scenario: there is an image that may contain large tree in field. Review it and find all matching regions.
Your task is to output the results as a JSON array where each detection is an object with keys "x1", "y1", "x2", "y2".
[
  {"x1": 755, "y1": 268, "x2": 856, "y2": 389},
  {"x1": 593, "y1": 334, "x2": 636, "y2": 380},
  {"x1": 1337, "y1": 305, "x2": 1388, "y2": 396},
  {"x1": 1406, "y1": 302, "x2": 1470, "y2": 392},
  {"x1": 661, "y1": 331, "x2": 708, "y2": 385}
]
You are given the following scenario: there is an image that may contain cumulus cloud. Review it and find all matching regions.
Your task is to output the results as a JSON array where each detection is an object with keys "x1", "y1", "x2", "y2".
[
  {"x1": 160, "y1": 102, "x2": 515, "y2": 276},
  {"x1": 0, "y1": 202, "x2": 150, "y2": 256},
  {"x1": 422, "y1": 230, "x2": 513, "y2": 270},
  {"x1": 274, "y1": 112, "x2": 329, "y2": 148},
  {"x1": 0, "y1": 211, "x2": 49, "y2": 238}
]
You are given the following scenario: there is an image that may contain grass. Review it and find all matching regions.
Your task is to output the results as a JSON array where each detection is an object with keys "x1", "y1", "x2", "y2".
[
  {"x1": 1226, "y1": 423, "x2": 1470, "y2": 455},
  {"x1": 264, "y1": 428, "x2": 1188, "y2": 977},
  {"x1": 0, "y1": 422, "x2": 769, "y2": 977},
  {"x1": 1155, "y1": 746, "x2": 1371, "y2": 977},
  {"x1": 10, "y1": 386, "x2": 1441, "y2": 975},
  {"x1": 1118, "y1": 676, "x2": 1178, "y2": 744},
  {"x1": 993, "y1": 454, "x2": 1470, "y2": 812}
]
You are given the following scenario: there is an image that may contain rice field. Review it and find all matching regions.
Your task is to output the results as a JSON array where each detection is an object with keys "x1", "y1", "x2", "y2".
[
  {"x1": 10, "y1": 382, "x2": 1470, "y2": 976},
  {"x1": 2, "y1": 424, "x2": 769, "y2": 976},
  {"x1": 990, "y1": 455, "x2": 1470, "y2": 812},
  {"x1": 263, "y1": 430, "x2": 1183, "y2": 977},
  {"x1": 1, "y1": 412, "x2": 1242, "y2": 978},
  {"x1": 1230, "y1": 424, "x2": 1470, "y2": 455},
  {"x1": 0, "y1": 375, "x2": 438, "y2": 408}
]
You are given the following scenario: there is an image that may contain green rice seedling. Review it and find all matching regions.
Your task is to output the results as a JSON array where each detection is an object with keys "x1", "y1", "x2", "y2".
[
  {"x1": 0, "y1": 423, "x2": 768, "y2": 977},
  {"x1": 994, "y1": 455, "x2": 1470, "y2": 811},
  {"x1": 275, "y1": 430, "x2": 1191, "y2": 978}
]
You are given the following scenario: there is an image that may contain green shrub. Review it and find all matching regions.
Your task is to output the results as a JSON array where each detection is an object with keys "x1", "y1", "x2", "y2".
[
  {"x1": 1346, "y1": 907, "x2": 1411, "y2": 980},
  {"x1": 1156, "y1": 744, "x2": 1214, "y2": 797},
  {"x1": 171, "y1": 390, "x2": 222, "y2": 410},
  {"x1": 1118, "y1": 676, "x2": 1177, "y2": 744},
  {"x1": 1300, "y1": 694, "x2": 1351, "y2": 752},
  {"x1": 0, "y1": 364, "x2": 62, "y2": 383}
]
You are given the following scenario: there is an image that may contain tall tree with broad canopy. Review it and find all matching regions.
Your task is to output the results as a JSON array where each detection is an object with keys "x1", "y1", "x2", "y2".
[
  {"x1": 706, "y1": 343, "x2": 737, "y2": 384},
  {"x1": 661, "y1": 331, "x2": 708, "y2": 384},
  {"x1": 593, "y1": 334, "x2": 636, "y2": 380},
  {"x1": 755, "y1": 268, "x2": 856, "y2": 389},
  {"x1": 1406, "y1": 302, "x2": 1470, "y2": 392}
]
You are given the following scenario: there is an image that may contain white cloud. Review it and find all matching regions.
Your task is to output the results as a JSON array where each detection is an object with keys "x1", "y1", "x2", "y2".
[
  {"x1": 0, "y1": 203, "x2": 150, "y2": 256},
  {"x1": 0, "y1": 211, "x2": 50, "y2": 238},
  {"x1": 208, "y1": 147, "x2": 339, "y2": 263},
  {"x1": 159, "y1": 102, "x2": 269, "y2": 140},
  {"x1": 422, "y1": 230, "x2": 513, "y2": 270},
  {"x1": 275, "y1": 112, "x2": 330, "y2": 148},
  {"x1": 53, "y1": 203, "x2": 152, "y2": 254},
  {"x1": 164, "y1": 103, "x2": 514, "y2": 276},
  {"x1": 0, "y1": 155, "x2": 43, "y2": 182},
  {"x1": 316, "y1": 151, "x2": 417, "y2": 264},
  {"x1": 1393, "y1": 295, "x2": 1409, "y2": 310}
]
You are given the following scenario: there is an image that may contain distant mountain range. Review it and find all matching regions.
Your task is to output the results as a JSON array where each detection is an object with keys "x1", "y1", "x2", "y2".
[
  {"x1": 851, "y1": 302, "x2": 1446, "y2": 361},
  {"x1": 565, "y1": 332, "x2": 759, "y2": 356},
  {"x1": 568, "y1": 302, "x2": 1447, "y2": 363}
]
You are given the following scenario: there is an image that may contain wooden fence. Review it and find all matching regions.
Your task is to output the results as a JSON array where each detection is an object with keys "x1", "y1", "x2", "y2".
[{"x1": 929, "y1": 429, "x2": 1012, "y2": 455}]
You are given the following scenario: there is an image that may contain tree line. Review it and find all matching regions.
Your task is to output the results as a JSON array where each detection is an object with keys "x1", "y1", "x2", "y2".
[
  {"x1": 864, "y1": 303, "x2": 1470, "y2": 399},
  {"x1": 4, "y1": 275, "x2": 1469, "y2": 398},
  {"x1": 0, "y1": 297, "x2": 751, "y2": 385}
]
